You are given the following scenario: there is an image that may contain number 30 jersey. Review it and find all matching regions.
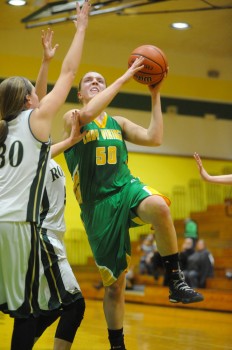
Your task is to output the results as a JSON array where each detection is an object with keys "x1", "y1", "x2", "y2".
[
  {"x1": 64, "y1": 113, "x2": 133, "y2": 204},
  {"x1": 0, "y1": 110, "x2": 50, "y2": 223}
]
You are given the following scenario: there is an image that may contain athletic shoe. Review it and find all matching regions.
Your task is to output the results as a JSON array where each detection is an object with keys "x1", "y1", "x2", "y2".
[{"x1": 169, "y1": 270, "x2": 204, "y2": 304}]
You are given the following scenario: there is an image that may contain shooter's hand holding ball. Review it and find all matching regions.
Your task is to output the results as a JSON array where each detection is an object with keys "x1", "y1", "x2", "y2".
[{"x1": 128, "y1": 44, "x2": 168, "y2": 86}]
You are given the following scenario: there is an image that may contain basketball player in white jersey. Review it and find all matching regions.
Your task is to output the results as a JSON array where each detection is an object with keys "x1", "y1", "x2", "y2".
[
  {"x1": 0, "y1": 2, "x2": 90, "y2": 349},
  {"x1": 33, "y1": 112, "x2": 87, "y2": 350}
]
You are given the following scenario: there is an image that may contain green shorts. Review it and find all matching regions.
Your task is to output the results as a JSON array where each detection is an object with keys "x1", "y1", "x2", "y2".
[{"x1": 80, "y1": 178, "x2": 170, "y2": 286}]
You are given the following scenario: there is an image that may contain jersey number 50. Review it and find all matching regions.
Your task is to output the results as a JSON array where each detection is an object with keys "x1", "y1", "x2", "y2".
[{"x1": 96, "y1": 146, "x2": 117, "y2": 166}]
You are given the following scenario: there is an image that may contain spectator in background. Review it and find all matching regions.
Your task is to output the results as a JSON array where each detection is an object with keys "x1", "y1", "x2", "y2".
[
  {"x1": 184, "y1": 218, "x2": 198, "y2": 248},
  {"x1": 184, "y1": 239, "x2": 214, "y2": 288},
  {"x1": 125, "y1": 265, "x2": 135, "y2": 290},
  {"x1": 138, "y1": 230, "x2": 168, "y2": 285},
  {"x1": 179, "y1": 238, "x2": 195, "y2": 271},
  {"x1": 138, "y1": 232, "x2": 157, "y2": 276}
]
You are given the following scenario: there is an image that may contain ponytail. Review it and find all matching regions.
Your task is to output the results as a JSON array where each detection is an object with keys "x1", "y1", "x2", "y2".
[{"x1": 0, "y1": 119, "x2": 8, "y2": 145}]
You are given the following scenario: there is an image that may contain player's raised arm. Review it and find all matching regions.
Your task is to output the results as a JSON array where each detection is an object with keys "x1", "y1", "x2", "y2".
[
  {"x1": 35, "y1": 28, "x2": 59, "y2": 100},
  {"x1": 77, "y1": 57, "x2": 144, "y2": 126},
  {"x1": 30, "y1": 0, "x2": 90, "y2": 142},
  {"x1": 194, "y1": 152, "x2": 232, "y2": 184}
]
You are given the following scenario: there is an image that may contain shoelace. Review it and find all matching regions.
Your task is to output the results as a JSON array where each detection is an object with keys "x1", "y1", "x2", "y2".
[{"x1": 173, "y1": 280, "x2": 193, "y2": 291}]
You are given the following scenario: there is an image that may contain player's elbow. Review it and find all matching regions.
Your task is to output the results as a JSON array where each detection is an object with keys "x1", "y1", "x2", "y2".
[
  {"x1": 150, "y1": 140, "x2": 162, "y2": 147},
  {"x1": 147, "y1": 130, "x2": 163, "y2": 147},
  {"x1": 154, "y1": 139, "x2": 162, "y2": 147},
  {"x1": 156, "y1": 135, "x2": 163, "y2": 146},
  {"x1": 149, "y1": 135, "x2": 163, "y2": 147},
  {"x1": 79, "y1": 110, "x2": 93, "y2": 126}
]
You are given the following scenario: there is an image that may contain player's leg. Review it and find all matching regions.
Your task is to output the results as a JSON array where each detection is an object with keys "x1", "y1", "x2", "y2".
[
  {"x1": 39, "y1": 230, "x2": 85, "y2": 348},
  {"x1": 53, "y1": 338, "x2": 72, "y2": 350},
  {"x1": 34, "y1": 298, "x2": 85, "y2": 349},
  {"x1": 81, "y1": 194, "x2": 132, "y2": 349},
  {"x1": 103, "y1": 272, "x2": 127, "y2": 350},
  {"x1": 54, "y1": 297, "x2": 85, "y2": 350},
  {"x1": 11, "y1": 316, "x2": 36, "y2": 350},
  {"x1": 34, "y1": 311, "x2": 61, "y2": 344},
  {"x1": 1, "y1": 222, "x2": 41, "y2": 350},
  {"x1": 137, "y1": 195, "x2": 178, "y2": 255},
  {"x1": 136, "y1": 195, "x2": 204, "y2": 304}
]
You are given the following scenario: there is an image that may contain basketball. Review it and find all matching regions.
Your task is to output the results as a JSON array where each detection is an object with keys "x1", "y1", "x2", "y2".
[{"x1": 128, "y1": 45, "x2": 168, "y2": 85}]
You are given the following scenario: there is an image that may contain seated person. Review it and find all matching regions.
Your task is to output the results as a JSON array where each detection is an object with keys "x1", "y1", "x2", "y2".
[
  {"x1": 138, "y1": 232, "x2": 157, "y2": 275},
  {"x1": 138, "y1": 230, "x2": 170, "y2": 285},
  {"x1": 184, "y1": 239, "x2": 214, "y2": 288},
  {"x1": 179, "y1": 237, "x2": 195, "y2": 271}
]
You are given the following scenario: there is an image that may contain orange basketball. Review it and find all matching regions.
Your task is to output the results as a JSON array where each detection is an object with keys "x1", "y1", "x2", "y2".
[{"x1": 128, "y1": 45, "x2": 168, "y2": 85}]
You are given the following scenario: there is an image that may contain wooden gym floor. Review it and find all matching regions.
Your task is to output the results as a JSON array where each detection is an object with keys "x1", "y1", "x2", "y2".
[{"x1": 1, "y1": 299, "x2": 232, "y2": 350}]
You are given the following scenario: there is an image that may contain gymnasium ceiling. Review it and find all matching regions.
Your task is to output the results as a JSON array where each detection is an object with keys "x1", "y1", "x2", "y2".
[{"x1": 0, "y1": 0, "x2": 232, "y2": 108}]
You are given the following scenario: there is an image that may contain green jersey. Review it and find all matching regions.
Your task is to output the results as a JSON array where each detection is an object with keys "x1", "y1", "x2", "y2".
[
  {"x1": 64, "y1": 113, "x2": 133, "y2": 204},
  {"x1": 65, "y1": 113, "x2": 170, "y2": 285}
]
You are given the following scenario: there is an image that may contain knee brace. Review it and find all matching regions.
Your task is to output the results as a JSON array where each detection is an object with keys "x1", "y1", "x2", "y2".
[
  {"x1": 55, "y1": 297, "x2": 85, "y2": 343},
  {"x1": 35, "y1": 310, "x2": 61, "y2": 338}
]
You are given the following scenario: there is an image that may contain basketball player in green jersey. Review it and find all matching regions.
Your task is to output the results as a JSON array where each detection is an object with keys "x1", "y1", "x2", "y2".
[
  {"x1": 63, "y1": 72, "x2": 204, "y2": 350},
  {"x1": 31, "y1": 26, "x2": 145, "y2": 350}
]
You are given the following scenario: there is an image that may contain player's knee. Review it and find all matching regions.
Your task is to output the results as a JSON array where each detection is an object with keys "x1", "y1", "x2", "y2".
[
  {"x1": 71, "y1": 297, "x2": 86, "y2": 325},
  {"x1": 35, "y1": 311, "x2": 60, "y2": 339},
  {"x1": 153, "y1": 196, "x2": 171, "y2": 218},
  {"x1": 55, "y1": 297, "x2": 85, "y2": 343},
  {"x1": 106, "y1": 278, "x2": 125, "y2": 300},
  {"x1": 73, "y1": 297, "x2": 85, "y2": 321}
]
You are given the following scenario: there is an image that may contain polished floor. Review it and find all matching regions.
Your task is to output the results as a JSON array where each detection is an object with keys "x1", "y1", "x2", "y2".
[{"x1": 1, "y1": 299, "x2": 232, "y2": 350}]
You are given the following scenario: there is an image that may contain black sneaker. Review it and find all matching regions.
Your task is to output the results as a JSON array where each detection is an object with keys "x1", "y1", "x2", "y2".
[{"x1": 169, "y1": 271, "x2": 204, "y2": 304}]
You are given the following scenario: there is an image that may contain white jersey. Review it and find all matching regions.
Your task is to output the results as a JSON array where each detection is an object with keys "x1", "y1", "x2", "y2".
[
  {"x1": 38, "y1": 159, "x2": 82, "y2": 310},
  {"x1": 0, "y1": 110, "x2": 50, "y2": 223},
  {"x1": 39, "y1": 159, "x2": 66, "y2": 235}
]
